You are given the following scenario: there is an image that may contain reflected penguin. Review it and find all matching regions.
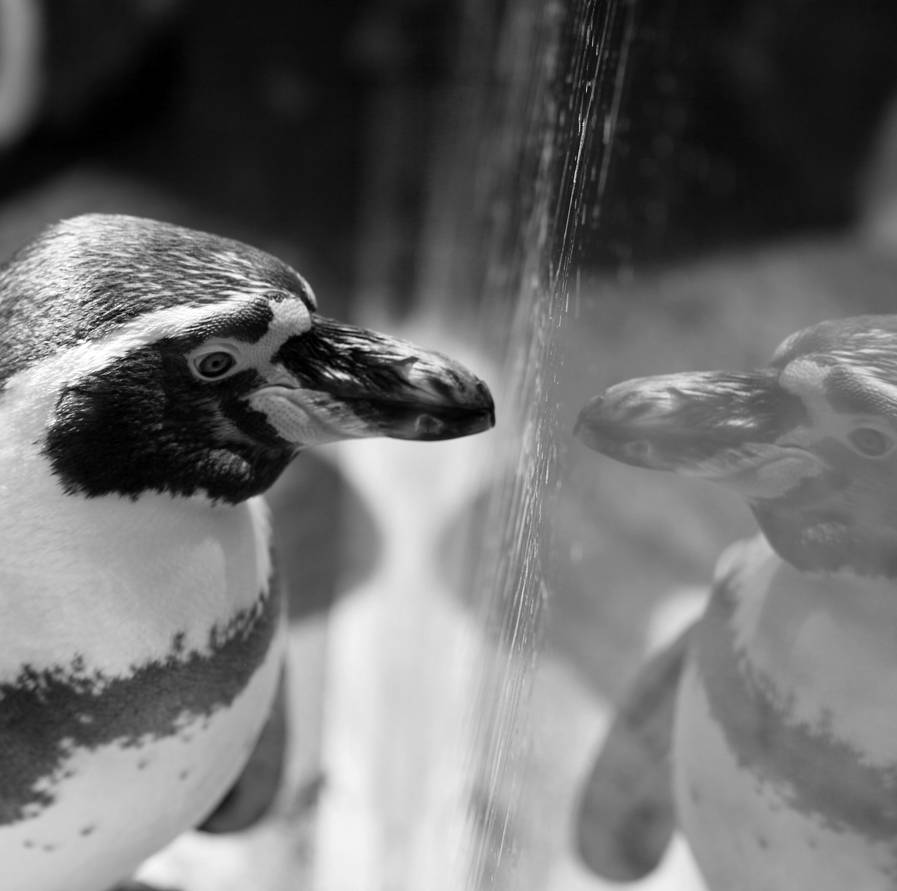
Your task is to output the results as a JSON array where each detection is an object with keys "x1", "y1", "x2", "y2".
[{"x1": 575, "y1": 314, "x2": 897, "y2": 890}]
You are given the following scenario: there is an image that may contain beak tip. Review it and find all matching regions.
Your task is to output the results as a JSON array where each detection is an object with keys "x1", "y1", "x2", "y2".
[
  {"x1": 573, "y1": 396, "x2": 606, "y2": 451},
  {"x1": 482, "y1": 386, "x2": 496, "y2": 429},
  {"x1": 399, "y1": 375, "x2": 495, "y2": 442},
  {"x1": 465, "y1": 375, "x2": 496, "y2": 432}
]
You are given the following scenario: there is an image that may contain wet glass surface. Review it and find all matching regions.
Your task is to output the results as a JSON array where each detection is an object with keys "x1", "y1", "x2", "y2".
[{"x1": 371, "y1": 1, "x2": 897, "y2": 888}]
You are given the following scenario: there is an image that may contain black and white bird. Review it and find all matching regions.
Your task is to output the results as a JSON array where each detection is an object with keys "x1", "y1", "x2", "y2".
[
  {"x1": 575, "y1": 316, "x2": 897, "y2": 890},
  {"x1": 0, "y1": 213, "x2": 494, "y2": 891}
]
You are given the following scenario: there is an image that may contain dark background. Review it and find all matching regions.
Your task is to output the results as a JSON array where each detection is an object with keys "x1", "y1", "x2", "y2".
[{"x1": 5, "y1": 0, "x2": 897, "y2": 293}]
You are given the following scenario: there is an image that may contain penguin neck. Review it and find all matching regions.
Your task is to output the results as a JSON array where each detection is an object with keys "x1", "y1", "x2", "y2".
[
  {"x1": 0, "y1": 362, "x2": 278, "y2": 681},
  {"x1": 752, "y1": 502, "x2": 897, "y2": 579},
  {"x1": 0, "y1": 437, "x2": 274, "y2": 677}
]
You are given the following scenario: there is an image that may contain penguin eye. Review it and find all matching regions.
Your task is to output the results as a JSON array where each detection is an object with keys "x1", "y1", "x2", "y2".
[
  {"x1": 194, "y1": 351, "x2": 238, "y2": 380},
  {"x1": 847, "y1": 427, "x2": 894, "y2": 457}
]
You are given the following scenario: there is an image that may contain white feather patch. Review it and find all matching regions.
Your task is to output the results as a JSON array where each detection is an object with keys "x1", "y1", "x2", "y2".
[{"x1": 675, "y1": 662, "x2": 897, "y2": 890}]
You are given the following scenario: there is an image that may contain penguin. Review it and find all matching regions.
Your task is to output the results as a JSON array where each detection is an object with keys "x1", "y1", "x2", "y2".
[
  {"x1": 574, "y1": 315, "x2": 897, "y2": 891},
  {"x1": 0, "y1": 213, "x2": 495, "y2": 891}
]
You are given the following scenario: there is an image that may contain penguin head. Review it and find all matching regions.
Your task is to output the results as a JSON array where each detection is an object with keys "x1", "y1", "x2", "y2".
[
  {"x1": 574, "y1": 315, "x2": 897, "y2": 573},
  {"x1": 0, "y1": 214, "x2": 494, "y2": 503}
]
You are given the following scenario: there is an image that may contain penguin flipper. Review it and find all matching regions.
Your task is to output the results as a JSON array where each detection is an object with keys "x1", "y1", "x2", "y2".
[
  {"x1": 197, "y1": 667, "x2": 287, "y2": 833},
  {"x1": 576, "y1": 621, "x2": 695, "y2": 880}
]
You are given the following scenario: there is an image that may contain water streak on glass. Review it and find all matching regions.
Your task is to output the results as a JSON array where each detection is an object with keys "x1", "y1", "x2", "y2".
[
  {"x1": 301, "y1": 0, "x2": 641, "y2": 886},
  {"x1": 406, "y1": 0, "x2": 640, "y2": 886}
]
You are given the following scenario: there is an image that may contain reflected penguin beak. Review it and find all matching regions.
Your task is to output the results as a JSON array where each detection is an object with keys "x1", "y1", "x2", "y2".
[{"x1": 574, "y1": 369, "x2": 812, "y2": 484}]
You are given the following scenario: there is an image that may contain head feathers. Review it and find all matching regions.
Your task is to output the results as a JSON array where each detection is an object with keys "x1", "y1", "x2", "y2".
[{"x1": 0, "y1": 215, "x2": 313, "y2": 388}]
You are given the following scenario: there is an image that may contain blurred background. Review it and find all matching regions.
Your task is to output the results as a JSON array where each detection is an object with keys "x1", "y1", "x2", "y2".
[{"x1": 4, "y1": 0, "x2": 897, "y2": 888}]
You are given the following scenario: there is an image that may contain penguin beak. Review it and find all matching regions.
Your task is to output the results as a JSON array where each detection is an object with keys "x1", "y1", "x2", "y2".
[
  {"x1": 574, "y1": 369, "x2": 818, "y2": 490},
  {"x1": 254, "y1": 316, "x2": 495, "y2": 446}
]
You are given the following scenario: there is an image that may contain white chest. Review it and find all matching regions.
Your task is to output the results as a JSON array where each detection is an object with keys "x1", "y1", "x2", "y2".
[
  {"x1": 673, "y1": 536, "x2": 897, "y2": 890},
  {"x1": 3, "y1": 633, "x2": 283, "y2": 891},
  {"x1": 0, "y1": 488, "x2": 274, "y2": 672},
  {"x1": 0, "y1": 487, "x2": 284, "y2": 891}
]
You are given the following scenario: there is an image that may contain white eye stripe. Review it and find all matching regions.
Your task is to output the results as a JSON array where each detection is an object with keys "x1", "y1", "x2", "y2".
[
  {"x1": 186, "y1": 304, "x2": 316, "y2": 382},
  {"x1": 42, "y1": 298, "x2": 264, "y2": 382},
  {"x1": 21, "y1": 294, "x2": 313, "y2": 390},
  {"x1": 268, "y1": 298, "x2": 312, "y2": 331}
]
